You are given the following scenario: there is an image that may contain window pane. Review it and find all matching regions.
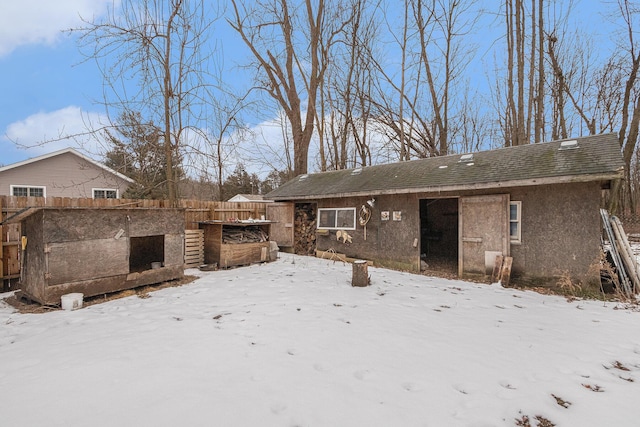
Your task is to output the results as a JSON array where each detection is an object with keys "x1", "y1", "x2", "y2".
[
  {"x1": 336, "y1": 209, "x2": 355, "y2": 228},
  {"x1": 318, "y1": 210, "x2": 336, "y2": 228},
  {"x1": 106, "y1": 190, "x2": 117, "y2": 199},
  {"x1": 13, "y1": 187, "x2": 28, "y2": 197},
  {"x1": 29, "y1": 187, "x2": 44, "y2": 197},
  {"x1": 94, "y1": 190, "x2": 105, "y2": 199},
  {"x1": 510, "y1": 222, "x2": 519, "y2": 237},
  {"x1": 510, "y1": 204, "x2": 518, "y2": 221}
]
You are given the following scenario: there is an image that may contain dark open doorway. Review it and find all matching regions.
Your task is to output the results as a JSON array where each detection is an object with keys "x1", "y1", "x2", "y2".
[
  {"x1": 130, "y1": 235, "x2": 165, "y2": 272},
  {"x1": 419, "y1": 198, "x2": 459, "y2": 274}
]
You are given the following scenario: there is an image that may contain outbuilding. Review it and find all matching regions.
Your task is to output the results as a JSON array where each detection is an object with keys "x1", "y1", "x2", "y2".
[
  {"x1": 7, "y1": 207, "x2": 185, "y2": 305},
  {"x1": 266, "y1": 134, "x2": 625, "y2": 286}
]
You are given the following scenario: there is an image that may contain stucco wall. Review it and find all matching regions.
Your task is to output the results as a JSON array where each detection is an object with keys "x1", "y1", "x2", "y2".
[
  {"x1": 312, "y1": 181, "x2": 605, "y2": 285},
  {"x1": 509, "y1": 182, "x2": 602, "y2": 285},
  {"x1": 315, "y1": 194, "x2": 421, "y2": 271}
]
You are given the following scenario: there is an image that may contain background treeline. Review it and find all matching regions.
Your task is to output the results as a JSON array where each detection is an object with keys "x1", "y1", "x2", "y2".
[{"x1": 75, "y1": 0, "x2": 639, "y2": 211}]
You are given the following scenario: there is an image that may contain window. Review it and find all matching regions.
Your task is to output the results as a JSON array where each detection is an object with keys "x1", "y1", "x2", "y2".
[
  {"x1": 317, "y1": 208, "x2": 356, "y2": 230},
  {"x1": 93, "y1": 188, "x2": 118, "y2": 199},
  {"x1": 10, "y1": 185, "x2": 45, "y2": 197},
  {"x1": 509, "y1": 201, "x2": 522, "y2": 243}
]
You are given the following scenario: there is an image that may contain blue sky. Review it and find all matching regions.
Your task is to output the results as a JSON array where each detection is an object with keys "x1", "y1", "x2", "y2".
[
  {"x1": 0, "y1": 1, "x2": 114, "y2": 166},
  {"x1": 0, "y1": 0, "x2": 620, "y2": 170}
]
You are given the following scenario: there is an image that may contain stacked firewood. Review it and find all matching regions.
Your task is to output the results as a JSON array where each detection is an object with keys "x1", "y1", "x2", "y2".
[
  {"x1": 294, "y1": 204, "x2": 317, "y2": 255},
  {"x1": 222, "y1": 226, "x2": 269, "y2": 244}
]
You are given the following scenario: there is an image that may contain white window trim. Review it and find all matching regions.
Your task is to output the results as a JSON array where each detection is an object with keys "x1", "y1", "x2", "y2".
[
  {"x1": 92, "y1": 188, "x2": 119, "y2": 199},
  {"x1": 10, "y1": 185, "x2": 46, "y2": 198},
  {"x1": 510, "y1": 201, "x2": 522, "y2": 244},
  {"x1": 317, "y1": 207, "x2": 357, "y2": 230}
]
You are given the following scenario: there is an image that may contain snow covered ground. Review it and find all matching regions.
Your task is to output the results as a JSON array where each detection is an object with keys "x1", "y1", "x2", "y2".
[{"x1": 1, "y1": 253, "x2": 639, "y2": 427}]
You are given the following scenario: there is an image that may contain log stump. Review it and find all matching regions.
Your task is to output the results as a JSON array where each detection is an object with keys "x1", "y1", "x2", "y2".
[{"x1": 352, "y1": 260, "x2": 370, "y2": 287}]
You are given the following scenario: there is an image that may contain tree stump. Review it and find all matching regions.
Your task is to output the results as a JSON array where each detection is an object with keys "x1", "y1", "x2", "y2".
[{"x1": 352, "y1": 260, "x2": 369, "y2": 287}]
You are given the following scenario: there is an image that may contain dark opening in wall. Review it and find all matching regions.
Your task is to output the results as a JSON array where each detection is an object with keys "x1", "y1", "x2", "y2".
[
  {"x1": 130, "y1": 235, "x2": 165, "y2": 272},
  {"x1": 419, "y1": 198, "x2": 458, "y2": 274}
]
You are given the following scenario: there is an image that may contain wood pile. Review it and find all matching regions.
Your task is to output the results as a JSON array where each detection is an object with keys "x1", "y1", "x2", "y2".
[
  {"x1": 222, "y1": 226, "x2": 269, "y2": 244},
  {"x1": 600, "y1": 208, "x2": 639, "y2": 298},
  {"x1": 294, "y1": 203, "x2": 317, "y2": 255}
]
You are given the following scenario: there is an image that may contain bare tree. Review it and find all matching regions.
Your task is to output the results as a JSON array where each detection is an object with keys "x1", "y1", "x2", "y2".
[
  {"x1": 73, "y1": 0, "x2": 217, "y2": 204},
  {"x1": 320, "y1": 0, "x2": 379, "y2": 169},
  {"x1": 614, "y1": 0, "x2": 640, "y2": 212},
  {"x1": 544, "y1": 0, "x2": 640, "y2": 212},
  {"x1": 229, "y1": 0, "x2": 348, "y2": 177},
  {"x1": 372, "y1": 0, "x2": 478, "y2": 158}
]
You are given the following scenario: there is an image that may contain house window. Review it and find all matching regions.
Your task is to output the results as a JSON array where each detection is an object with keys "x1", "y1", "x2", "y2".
[
  {"x1": 10, "y1": 185, "x2": 45, "y2": 197},
  {"x1": 510, "y1": 201, "x2": 522, "y2": 243},
  {"x1": 93, "y1": 188, "x2": 118, "y2": 199},
  {"x1": 317, "y1": 208, "x2": 356, "y2": 230}
]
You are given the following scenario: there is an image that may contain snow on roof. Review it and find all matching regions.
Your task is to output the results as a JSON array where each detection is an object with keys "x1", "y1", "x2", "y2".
[{"x1": 227, "y1": 194, "x2": 273, "y2": 202}]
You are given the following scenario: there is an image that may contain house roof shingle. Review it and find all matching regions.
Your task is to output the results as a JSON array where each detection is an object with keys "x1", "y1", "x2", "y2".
[{"x1": 266, "y1": 134, "x2": 625, "y2": 201}]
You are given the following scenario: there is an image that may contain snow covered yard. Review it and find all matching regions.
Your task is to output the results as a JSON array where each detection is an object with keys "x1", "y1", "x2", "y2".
[{"x1": 1, "y1": 253, "x2": 639, "y2": 427}]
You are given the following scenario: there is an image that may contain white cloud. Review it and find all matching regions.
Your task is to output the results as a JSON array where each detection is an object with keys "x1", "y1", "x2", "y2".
[
  {"x1": 0, "y1": 0, "x2": 113, "y2": 57},
  {"x1": 3, "y1": 106, "x2": 110, "y2": 158}
]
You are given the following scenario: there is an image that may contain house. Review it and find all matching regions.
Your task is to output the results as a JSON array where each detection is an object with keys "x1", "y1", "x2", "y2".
[
  {"x1": 227, "y1": 194, "x2": 273, "y2": 203},
  {"x1": 7, "y1": 207, "x2": 185, "y2": 305},
  {"x1": 0, "y1": 148, "x2": 134, "y2": 199},
  {"x1": 265, "y1": 133, "x2": 625, "y2": 286}
]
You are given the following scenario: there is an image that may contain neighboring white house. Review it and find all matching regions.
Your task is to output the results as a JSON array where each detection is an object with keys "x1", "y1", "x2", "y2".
[
  {"x1": 227, "y1": 194, "x2": 273, "y2": 203},
  {"x1": 0, "y1": 148, "x2": 134, "y2": 199}
]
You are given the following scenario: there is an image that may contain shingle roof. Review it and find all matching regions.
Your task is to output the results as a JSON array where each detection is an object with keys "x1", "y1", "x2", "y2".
[{"x1": 266, "y1": 134, "x2": 625, "y2": 201}]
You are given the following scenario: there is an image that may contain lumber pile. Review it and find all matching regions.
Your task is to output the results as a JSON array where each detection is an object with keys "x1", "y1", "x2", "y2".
[
  {"x1": 294, "y1": 204, "x2": 316, "y2": 255},
  {"x1": 222, "y1": 226, "x2": 268, "y2": 244},
  {"x1": 600, "y1": 209, "x2": 639, "y2": 298}
]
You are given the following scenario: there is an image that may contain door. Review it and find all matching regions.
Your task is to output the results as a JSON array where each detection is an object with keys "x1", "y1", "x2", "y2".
[
  {"x1": 458, "y1": 194, "x2": 509, "y2": 277},
  {"x1": 266, "y1": 202, "x2": 295, "y2": 247}
]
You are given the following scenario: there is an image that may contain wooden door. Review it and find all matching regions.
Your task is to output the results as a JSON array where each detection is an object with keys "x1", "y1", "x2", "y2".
[
  {"x1": 458, "y1": 194, "x2": 509, "y2": 277},
  {"x1": 266, "y1": 202, "x2": 295, "y2": 247}
]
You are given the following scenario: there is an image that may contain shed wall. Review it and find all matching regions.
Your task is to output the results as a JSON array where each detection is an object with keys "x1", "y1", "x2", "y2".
[
  {"x1": 20, "y1": 208, "x2": 185, "y2": 305},
  {"x1": 22, "y1": 211, "x2": 46, "y2": 302},
  {"x1": 509, "y1": 182, "x2": 602, "y2": 284},
  {"x1": 312, "y1": 181, "x2": 604, "y2": 285},
  {"x1": 315, "y1": 194, "x2": 421, "y2": 271}
]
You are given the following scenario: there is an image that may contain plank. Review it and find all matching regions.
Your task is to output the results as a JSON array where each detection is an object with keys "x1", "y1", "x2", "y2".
[
  {"x1": 183, "y1": 229, "x2": 204, "y2": 268},
  {"x1": 491, "y1": 255, "x2": 504, "y2": 283},
  {"x1": 314, "y1": 249, "x2": 374, "y2": 265},
  {"x1": 611, "y1": 216, "x2": 640, "y2": 294},
  {"x1": 600, "y1": 209, "x2": 632, "y2": 297},
  {"x1": 499, "y1": 256, "x2": 513, "y2": 287}
]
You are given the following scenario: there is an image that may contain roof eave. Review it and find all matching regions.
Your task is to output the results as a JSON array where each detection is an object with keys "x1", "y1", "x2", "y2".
[{"x1": 269, "y1": 170, "x2": 624, "y2": 201}]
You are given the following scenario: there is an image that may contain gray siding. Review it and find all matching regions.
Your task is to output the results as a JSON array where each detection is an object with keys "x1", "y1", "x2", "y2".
[{"x1": 0, "y1": 152, "x2": 131, "y2": 198}]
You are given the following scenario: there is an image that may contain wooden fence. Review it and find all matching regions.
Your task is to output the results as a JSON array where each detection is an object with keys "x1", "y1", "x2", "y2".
[{"x1": 0, "y1": 195, "x2": 268, "y2": 291}]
